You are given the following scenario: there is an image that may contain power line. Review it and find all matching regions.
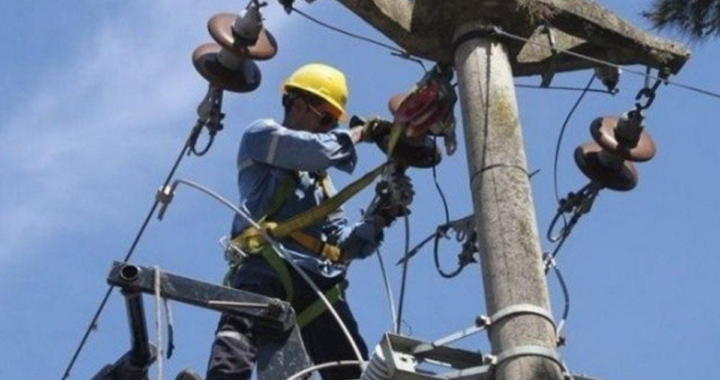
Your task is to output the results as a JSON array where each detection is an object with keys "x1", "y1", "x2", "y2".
[
  {"x1": 552, "y1": 74, "x2": 596, "y2": 207},
  {"x1": 494, "y1": 27, "x2": 720, "y2": 101},
  {"x1": 290, "y1": 6, "x2": 407, "y2": 57},
  {"x1": 60, "y1": 136, "x2": 193, "y2": 380},
  {"x1": 293, "y1": 7, "x2": 720, "y2": 103}
]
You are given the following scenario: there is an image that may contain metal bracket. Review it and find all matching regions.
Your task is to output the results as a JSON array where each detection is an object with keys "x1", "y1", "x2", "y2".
[
  {"x1": 539, "y1": 24, "x2": 559, "y2": 87},
  {"x1": 368, "y1": 333, "x2": 490, "y2": 380}
]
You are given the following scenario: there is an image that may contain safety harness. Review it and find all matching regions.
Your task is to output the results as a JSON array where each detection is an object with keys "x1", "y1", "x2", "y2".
[{"x1": 227, "y1": 163, "x2": 389, "y2": 327}]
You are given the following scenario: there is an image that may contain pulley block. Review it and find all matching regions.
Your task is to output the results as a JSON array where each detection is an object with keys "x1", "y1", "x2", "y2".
[
  {"x1": 389, "y1": 85, "x2": 456, "y2": 138},
  {"x1": 574, "y1": 141, "x2": 638, "y2": 191},
  {"x1": 376, "y1": 133, "x2": 442, "y2": 169},
  {"x1": 390, "y1": 83, "x2": 441, "y2": 125}
]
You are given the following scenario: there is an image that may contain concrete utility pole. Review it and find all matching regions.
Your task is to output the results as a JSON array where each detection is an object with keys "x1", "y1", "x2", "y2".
[
  {"x1": 334, "y1": 1, "x2": 689, "y2": 380},
  {"x1": 453, "y1": 23, "x2": 560, "y2": 380}
]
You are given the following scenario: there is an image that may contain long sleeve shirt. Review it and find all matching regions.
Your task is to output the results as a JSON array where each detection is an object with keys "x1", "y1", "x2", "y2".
[{"x1": 231, "y1": 119, "x2": 383, "y2": 278}]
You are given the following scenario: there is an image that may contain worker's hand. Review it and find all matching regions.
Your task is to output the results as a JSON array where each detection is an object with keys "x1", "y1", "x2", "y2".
[
  {"x1": 349, "y1": 115, "x2": 393, "y2": 143},
  {"x1": 363, "y1": 117, "x2": 393, "y2": 143},
  {"x1": 367, "y1": 170, "x2": 415, "y2": 227}
]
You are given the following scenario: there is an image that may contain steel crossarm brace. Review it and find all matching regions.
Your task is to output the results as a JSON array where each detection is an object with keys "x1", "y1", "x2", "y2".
[
  {"x1": 107, "y1": 261, "x2": 295, "y2": 331},
  {"x1": 98, "y1": 261, "x2": 312, "y2": 380}
]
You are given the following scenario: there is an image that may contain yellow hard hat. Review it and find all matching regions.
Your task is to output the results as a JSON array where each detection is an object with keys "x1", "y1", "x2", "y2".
[{"x1": 283, "y1": 63, "x2": 348, "y2": 120}]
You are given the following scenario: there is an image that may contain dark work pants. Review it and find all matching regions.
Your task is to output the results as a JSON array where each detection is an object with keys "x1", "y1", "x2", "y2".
[{"x1": 206, "y1": 257, "x2": 369, "y2": 380}]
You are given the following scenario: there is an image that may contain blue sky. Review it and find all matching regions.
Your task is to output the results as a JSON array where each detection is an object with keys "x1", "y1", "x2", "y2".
[{"x1": 2, "y1": 1, "x2": 719, "y2": 379}]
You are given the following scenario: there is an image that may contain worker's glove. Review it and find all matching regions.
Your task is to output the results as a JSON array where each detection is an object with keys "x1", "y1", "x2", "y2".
[
  {"x1": 366, "y1": 167, "x2": 414, "y2": 227},
  {"x1": 350, "y1": 115, "x2": 393, "y2": 143}
]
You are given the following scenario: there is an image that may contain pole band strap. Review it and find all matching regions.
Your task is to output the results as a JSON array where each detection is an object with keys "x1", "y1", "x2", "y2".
[{"x1": 483, "y1": 303, "x2": 556, "y2": 333}]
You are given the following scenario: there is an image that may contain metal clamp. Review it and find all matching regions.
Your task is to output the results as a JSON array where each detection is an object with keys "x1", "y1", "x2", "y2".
[
  {"x1": 490, "y1": 345, "x2": 563, "y2": 369},
  {"x1": 479, "y1": 304, "x2": 557, "y2": 333}
]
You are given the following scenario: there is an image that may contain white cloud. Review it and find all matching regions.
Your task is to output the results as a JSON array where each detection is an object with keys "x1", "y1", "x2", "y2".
[{"x1": 0, "y1": 1, "x2": 295, "y2": 262}]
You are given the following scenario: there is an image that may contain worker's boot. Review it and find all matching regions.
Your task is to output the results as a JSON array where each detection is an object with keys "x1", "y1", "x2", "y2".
[{"x1": 175, "y1": 368, "x2": 203, "y2": 380}]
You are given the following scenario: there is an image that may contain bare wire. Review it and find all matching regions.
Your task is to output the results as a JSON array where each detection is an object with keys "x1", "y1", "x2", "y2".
[
  {"x1": 290, "y1": 6, "x2": 406, "y2": 56},
  {"x1": 395, "y1": 213, "x2": 412, "y2": 334},
  {"x1": 61, "y1": 131, "x2": 193, "y2": 380},
  {"x1": 495, "y1": 27, "x2": 720, "y2": 101},
  {"x1": 374, "y1": 248, "x2": 399, "y2": 333},
  {"x1": 552, "y1": 74, "x2": 596, "y2": 228},
  {"x1": 169, "y1": 178, "x2": 366, "y2": 364},
  {"x1": 515, "y1": 83, "x2": 614, "y2": 94},
  {"x1": 432, "y1": 137, "x2": 451, "y2": 225}
]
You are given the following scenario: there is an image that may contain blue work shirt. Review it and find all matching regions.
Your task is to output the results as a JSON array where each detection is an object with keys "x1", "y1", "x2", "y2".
[{"x1": 231, "y1": 119, "x2": 383, "y2": 278}]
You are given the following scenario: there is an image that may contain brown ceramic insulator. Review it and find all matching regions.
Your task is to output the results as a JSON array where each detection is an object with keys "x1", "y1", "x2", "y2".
[
  {"x1": 574, "y1": 141, "x2": 638, "y2": 191},
  {"x1": 590, "y1": 116, "x2": 656, "y2": 162},
  {"x1": 192, "y1": 43, "x2": 261, "y2": 93},
  {"x1": 376, "y1": 133, "x2": 441, "y2": 168},
  {"x1": 391, "y1": 83, "x2": 441, "y2": 124},
  {"x1": 208, "y1": 13, "x2": 278, "y2": 61}
]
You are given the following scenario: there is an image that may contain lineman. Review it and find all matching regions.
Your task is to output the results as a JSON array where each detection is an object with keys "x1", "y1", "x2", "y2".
[{"x1": 201, "y1": 63, "x2": 412, "y2": 380}]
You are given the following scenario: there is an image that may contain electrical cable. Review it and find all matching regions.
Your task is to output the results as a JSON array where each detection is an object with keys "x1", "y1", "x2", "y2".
[
  {"x1": 293, "y1": 7, "x2": 720, "y2": 103},
  {"x1": 515, "y1": 83, "x2": 615, "y2": 94},
  {"x1": 432, "y1": 230, "x2": 469, "y2": 279},
  {"x1": 394, "y1": 213, "x2": 412, "y2": 334},
  {"x1": 432, "y1": 137, "x2": 451, "y2": 225},
  {"x1": 395, "y1": 230, "x2": 440, "y2": 266},
  {"x1": 551, "y1": 74, "x2": 596, "y2": 230},
  {"x1": 285, "y1": 360, "x2": 365, "y2": 380},
  {"x1": 548, "y1": 259, "x2": 570, "y2": 340},
  {"x1": 432, "y1": 233, "x2": 462, "y2": 279},
  {"x1": 167, "y1": 179, "x2": 366, "y2": 365},
  {"x1": 289, "y1": 5, "x2": 430, "y2": 73},
  {"x1": 374, "y1": 248, "x2": 399, "y2": 333},
  {"x1": 60, "y1": 133, "x2": 193, "y2": 380},
  {"x1": 290, "y1": 6, "x2": 406, "y2": 56},
  {"x1": 494, "y1": 27, "x2": 720, "y2": 102}
]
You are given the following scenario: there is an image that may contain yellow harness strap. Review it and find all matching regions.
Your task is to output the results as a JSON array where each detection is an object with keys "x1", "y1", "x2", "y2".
[
  {"x1": 271, "y1": 161, "x2": 390, "y2": 238},
  {"x1": 231, "y1": 224, "x2": 343, "y2": 263},
  {"x1": 296, "y1": 280, "x2": 347, "y2": 328}
]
